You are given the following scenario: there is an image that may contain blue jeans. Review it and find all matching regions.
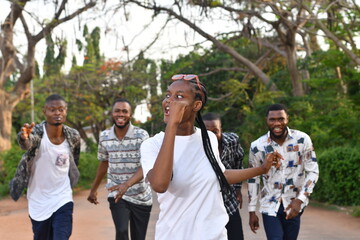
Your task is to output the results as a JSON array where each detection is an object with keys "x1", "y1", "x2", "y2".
[
  {"x1": 30, "y1": 201, "x2": 73, "y2": 240},
  {"x1": 262, "y1": 203, "x2": 303, "y2": 240},
  {"x1": 108, "y1": 198, "x2": 152, "y2": 240}
]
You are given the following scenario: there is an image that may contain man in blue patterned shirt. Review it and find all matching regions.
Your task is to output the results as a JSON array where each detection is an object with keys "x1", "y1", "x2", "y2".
[
  {"x1": 87, "y1": 98, "x2": 152, "y2": 240},
  {"x1": 203, "y1": 112, "x2": 244, "y2": 240},
  {"x1": 248, "y1": 103, "x2": 319, "y2": 240}
]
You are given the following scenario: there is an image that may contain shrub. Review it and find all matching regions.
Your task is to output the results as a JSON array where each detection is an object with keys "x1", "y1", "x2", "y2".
[
  {"x1": 77, "y1": 151, "x2": 99, "y2": 188},
  {"x1": 0, "y1": 145, "x2": 25, "y2": 198},
  {"x1": 311, "y1": 146, "x2": 360, "y2": 206}
]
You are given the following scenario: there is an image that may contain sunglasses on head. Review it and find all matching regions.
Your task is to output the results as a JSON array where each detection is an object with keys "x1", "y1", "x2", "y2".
[{"x1": 171, "y1": 74, "x2": 203, "y2": 100}]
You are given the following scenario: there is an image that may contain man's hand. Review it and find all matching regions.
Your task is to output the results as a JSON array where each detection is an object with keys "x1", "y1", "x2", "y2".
[
  {"x1": 20, "y1": 122, "x2": 35, "y2": 140},
  {"x1": 87, "y1": 191, "x2": 99, "y2": 205},
  {"x1": 236, "y1": 189, "x2": 243, "y2": 209},
  {"x1": 108, "y1": 183, "x2": 130, "y2": 203},
  {"x1": 285, "y1": 198, "x2": 303, "y2": 220},
  {"x1": 249, "y1": 212, "x2": 260, "y2": 233}
]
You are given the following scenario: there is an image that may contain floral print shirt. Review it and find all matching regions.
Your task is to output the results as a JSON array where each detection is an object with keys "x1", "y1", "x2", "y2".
[{"x1": 248, "y1": 128, "x2": 319, "y2": 216}]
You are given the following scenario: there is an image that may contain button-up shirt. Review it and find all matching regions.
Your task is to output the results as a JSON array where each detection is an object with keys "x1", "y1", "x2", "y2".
[
  {"x1": 98, "y1": 123, "x2": 152, "y2": 206},
  {"x1": 221, "y1": 132, "x2": 244, "y2": 215},
  {"x1": 248, "y1": 128, "x2": 319, "y2": 216}
]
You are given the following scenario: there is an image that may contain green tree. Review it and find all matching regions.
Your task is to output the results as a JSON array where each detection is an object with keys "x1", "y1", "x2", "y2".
[{"x1": 0, "y1": 0, "x2": 96, "y2": 151}]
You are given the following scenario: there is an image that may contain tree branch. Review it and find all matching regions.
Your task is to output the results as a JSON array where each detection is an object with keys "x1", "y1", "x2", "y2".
[
  {"x1": 298, "y1": 0, "x2": 360, "y2": 65},
  {"x1": 128, "y1": 0, "x2": 278, "y2": 91}
]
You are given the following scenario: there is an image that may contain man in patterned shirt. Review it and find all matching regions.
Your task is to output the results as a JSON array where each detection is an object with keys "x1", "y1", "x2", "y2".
[
  {"x1": 203, "y1": 112, "x2": 244, "y2": 240},
  {"x1": 87, "y1": 98, "x2": 152, "y2": 240},
  {"x1": 248, "y1": 103, "x2": 319, "y2": 240},
  {"x1": 10, "y1": 94, "x2": 80, "y2": 240}
]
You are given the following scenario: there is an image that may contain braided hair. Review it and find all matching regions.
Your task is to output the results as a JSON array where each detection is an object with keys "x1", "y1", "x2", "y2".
[{"x1": 187, "y1": 78, "x2": 233, "y2": 201}]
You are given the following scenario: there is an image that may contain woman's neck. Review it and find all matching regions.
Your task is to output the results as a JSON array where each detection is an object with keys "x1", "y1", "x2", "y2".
[{"x1": 176, "y1": 122, "x2": 196, "y2": 136}]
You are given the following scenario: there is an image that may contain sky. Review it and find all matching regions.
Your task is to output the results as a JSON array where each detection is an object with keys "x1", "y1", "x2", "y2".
[
  {"x1": 1, "y1": 1, "x2": 359, "y2": 121},
  {"x1": 0, "y1": 0, "x2": 235, "y2": 122},
  {"x1": 0, "y1": 0, "x2": 239, "y2": 67}
]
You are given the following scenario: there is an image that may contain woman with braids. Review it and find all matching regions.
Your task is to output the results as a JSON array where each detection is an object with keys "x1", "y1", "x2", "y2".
[{"x1": 140, "y1": 74, "x2": 281, "y2": 240}]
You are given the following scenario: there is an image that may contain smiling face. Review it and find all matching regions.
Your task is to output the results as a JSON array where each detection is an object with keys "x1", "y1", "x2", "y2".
[
  {"x1": 266, "y1": 109, "x2": 289, "y2": 141},
  {"x1": 43, "y1": 100, "x2": 67, "y2": 126},
  {"x1": 162, "y1": 80, "x2": 201, "y2": 125},
  {"x1": 112, "y1": 101, "x2": 132, "y2": 129}
]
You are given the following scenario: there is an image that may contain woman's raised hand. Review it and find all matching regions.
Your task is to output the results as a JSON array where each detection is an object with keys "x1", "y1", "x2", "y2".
[{"x1": 262, "y1": 151, "x2": 283, "y2": 173}]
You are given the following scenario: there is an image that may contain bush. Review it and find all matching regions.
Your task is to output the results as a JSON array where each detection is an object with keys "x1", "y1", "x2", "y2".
[
  {"x1": 0, "y1": 145, "x2": 25, "y2": 198},
  {"x1": 77, "y1": 151, "x2": 99, "y2": 188},
  {"x1": 311, "y1": 146, "x2": 360, "y2": 206}
]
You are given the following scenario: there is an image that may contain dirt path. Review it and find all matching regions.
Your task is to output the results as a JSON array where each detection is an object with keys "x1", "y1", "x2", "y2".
[{"x1": 1, "y1": 183, "x2": 359, "y2": 240}]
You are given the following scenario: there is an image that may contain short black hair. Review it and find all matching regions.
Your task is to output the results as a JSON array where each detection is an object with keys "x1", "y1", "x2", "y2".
[
  {"x1": 202, "y1": 112, "x2": 221, "y2": 121},
  {"x1": 266, "y1": 103, "x2": 288, "y2": 116},
  {"x1": 45, "y1": 94, "x2": 66, "y2": 105},
  {"x1": 112, "y1": 98, "x2": 132, "y2": 110}
]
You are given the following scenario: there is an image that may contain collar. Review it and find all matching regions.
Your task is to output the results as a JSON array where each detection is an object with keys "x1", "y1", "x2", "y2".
[{"x1": 109, "y1": 122, "x2": 135, "y2": 140}]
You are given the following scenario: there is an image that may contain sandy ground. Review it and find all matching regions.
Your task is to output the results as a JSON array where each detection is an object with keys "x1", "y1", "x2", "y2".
[{"x1": 1, "y1": 183, "x2": 360, "y2": 240}]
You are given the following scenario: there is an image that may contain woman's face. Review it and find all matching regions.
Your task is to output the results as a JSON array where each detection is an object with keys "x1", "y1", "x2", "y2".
[{"x1": 162, "y1": 80, "x2": 201, "y2": 124}]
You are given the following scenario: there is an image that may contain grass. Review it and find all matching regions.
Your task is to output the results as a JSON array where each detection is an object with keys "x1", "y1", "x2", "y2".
[{"x1": 309, "y1": 200, "x2": 360, "y2": 217}]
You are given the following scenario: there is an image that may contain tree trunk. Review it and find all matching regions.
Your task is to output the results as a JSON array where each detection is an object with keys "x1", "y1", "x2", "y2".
[
  {"x1": 0, "y1": 91, "x2": 14, "y2": 151},
  {"x1": 285, "y1": 46, "x2": 304, "y2": 96}
]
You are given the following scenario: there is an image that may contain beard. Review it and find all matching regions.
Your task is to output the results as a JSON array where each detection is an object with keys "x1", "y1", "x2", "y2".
[
  {"x1": 269, "y1": 127, "x2": 288, "y2": 140},
  {"x1": 48, "y1": 122, "x2": 62, "y2": 126},
  {"x1": 113, "y1": 119, "x2": 130, "y2": 129}
]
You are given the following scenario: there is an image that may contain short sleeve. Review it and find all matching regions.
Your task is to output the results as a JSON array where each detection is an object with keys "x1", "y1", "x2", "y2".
[
  {"x1": 208, "y1": 130, "x2": 225, "y2": 172},
  {"x1": 140, "y1": 134, "x2": 162, "y2": 178}
]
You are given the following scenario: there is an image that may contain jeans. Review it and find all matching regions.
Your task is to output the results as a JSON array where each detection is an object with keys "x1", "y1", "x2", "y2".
[
  {"x1": 108, "y1": 198, "x2": 152, "y2": 240},
  {"x1": 226, "y1": 208, "x2": 244, "y2": 240},
  {"x1": 30, "y1": 201, "x2": 73, "y2": 240},
  {"x1": 262, "y1": 203, "x2": 303, "y2": 240}
]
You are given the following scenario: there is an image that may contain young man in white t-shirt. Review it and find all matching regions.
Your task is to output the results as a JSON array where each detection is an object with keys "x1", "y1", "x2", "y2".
[{"x1": 10, "y1": 94, "x2": 81, "y2": 240}]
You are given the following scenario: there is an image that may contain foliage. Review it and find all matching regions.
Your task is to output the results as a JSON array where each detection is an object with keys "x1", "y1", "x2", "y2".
[
  {"x1": 311, "y1": 146, "x2": 360, "y2": 206},
  {"x1": 32, "y1": 27, "x2": 156, "y2": 143},
  {"x1": 0, "y1": 0, "x2": 96, "y2": 151},
  {"x1": 77, "y1": 151, "x2": 99, "y2": 189},
  {"x1": 351, "y1": 207, "x2": 360, "y2": 217},
  {"x1": 0, "y1": 145, "x2": 25, "y2": 198}
]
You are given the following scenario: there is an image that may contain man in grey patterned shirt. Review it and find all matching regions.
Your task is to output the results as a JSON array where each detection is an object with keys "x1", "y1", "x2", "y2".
[
  {"x1": 203, "y1": 112, "x2": 244, "y2": 240},
  {"x1": 87, "y1": 98, "x2": 152, "y2": 240}
]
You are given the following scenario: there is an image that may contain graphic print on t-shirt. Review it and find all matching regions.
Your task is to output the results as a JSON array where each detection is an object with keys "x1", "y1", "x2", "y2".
[{"x1": 55, "y1": 153, "x2": 69, "y2": 167}]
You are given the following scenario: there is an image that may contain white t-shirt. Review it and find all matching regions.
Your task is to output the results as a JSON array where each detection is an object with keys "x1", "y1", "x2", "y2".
[
  {"x1": 141, "y1": 128, "x2": 228, "y2": 240},
  {"x1": 27, "y1": 125, "x2": 73, "y2": 221}
]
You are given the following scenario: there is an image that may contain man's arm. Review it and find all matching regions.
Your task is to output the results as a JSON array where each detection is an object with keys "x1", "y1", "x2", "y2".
[
  {"x1": 73, "y1": 134, "x2": 81, "y2": 166},
  {"x1": 297, "y1": 135, "x2": 319, "y2": 203},
  {"x1": 232, "y1": 133, "x2": 244, "y2": 206},
  {"x1": 87, "y1": 161, "x2": 108, "y2": 205},
  {"x1": 248, "y1": 144, "x2": 262, "y2": 233},
  {"x1": 286, "y1": 134, "x2": 319, "y2": 219},
  {"x1": 87, "y1": 137, "x2": 108, "y2": 205}
]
